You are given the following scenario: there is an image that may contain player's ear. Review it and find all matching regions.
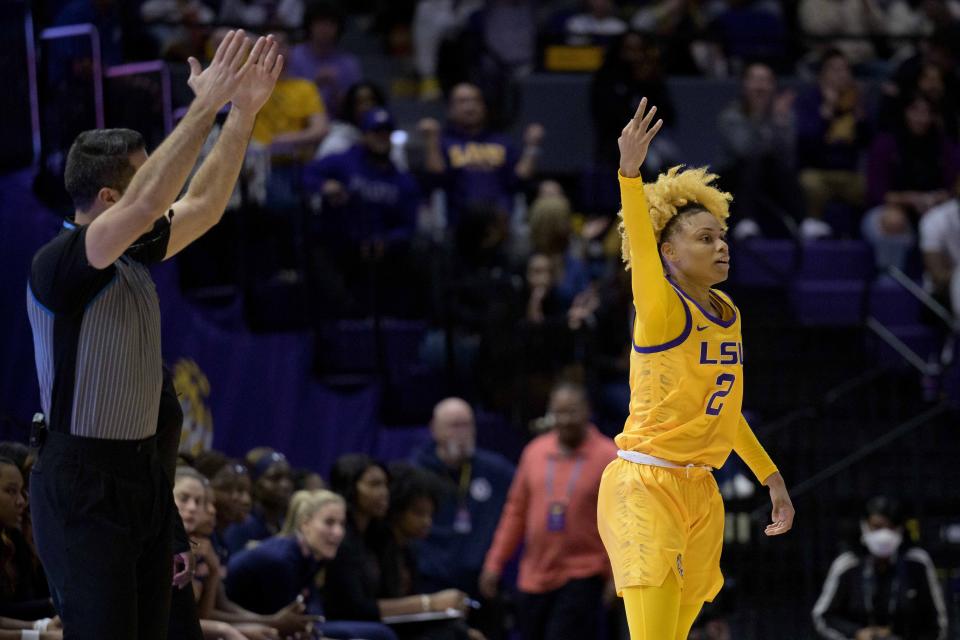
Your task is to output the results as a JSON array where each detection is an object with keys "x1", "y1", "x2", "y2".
[{"x1": 660, "y1": 240, "x2": 676, "y2": 263}]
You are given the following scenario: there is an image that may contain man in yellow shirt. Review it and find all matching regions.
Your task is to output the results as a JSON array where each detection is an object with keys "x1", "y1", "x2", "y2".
[{"x1": 251, "y1": 32, "x2": 329, "y2": 158}]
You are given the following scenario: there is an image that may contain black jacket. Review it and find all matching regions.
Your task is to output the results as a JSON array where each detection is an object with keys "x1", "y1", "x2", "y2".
[{"x1": 812, "y1": 548, "x2": 948, "y2": 640}]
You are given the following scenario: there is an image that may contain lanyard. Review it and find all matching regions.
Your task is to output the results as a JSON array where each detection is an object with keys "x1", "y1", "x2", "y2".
[
  {"x1": 545, "y1": 454, "x2": 584, "y2": 503},
  {"x1": 457, "y1": 462, "x2": 472, "y2": 504}
]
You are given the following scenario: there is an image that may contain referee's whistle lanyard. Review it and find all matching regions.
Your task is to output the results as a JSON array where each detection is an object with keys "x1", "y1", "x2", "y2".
[{"x1": 863, "y1": 556, "x2": 904, "y2": 626}]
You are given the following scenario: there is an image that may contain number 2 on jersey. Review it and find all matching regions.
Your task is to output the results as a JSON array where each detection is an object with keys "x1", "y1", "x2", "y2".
[{"x1": 705, "y1": 373, "x2": 736, "y2": 416}]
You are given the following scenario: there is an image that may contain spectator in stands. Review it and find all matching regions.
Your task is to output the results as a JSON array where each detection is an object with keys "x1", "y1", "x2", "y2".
[
  {"x1": 195, "y1": 451, "x2": 253, "y2": 565},
  {"x1": 227, "y1": 490, "x2": 395, "y2": 640},
  {"x1": 325, "y1": 455, "x2": 469, "y2": 636},
  {"x1": 411, "y1": 0, "x2": 482, "y2": 99},
  {"x1": 293, "y1": 468, "x2": 325, "y2": 492},
  {"x1": 218, "y1": 0, "x2": 304, "y2": 29},
  {"x1": 716, "y1": 62, "x2": 802, "y2": 239},
  {"x1": 181, "y1": 464, "x2": 319, "y2": 639},
  {"x1": 224, "y1": 449, "x2": 294, "y2": 554},
  {"x1": 479, "y1": 382, "x2": 618, "y2": 640},
  {"x1": 140, "y1": 0, "x2": 214, "y2": 61},
  {"x1": 586, "y1": 266, "x2": 633, "y2": 437},
  {"x1": 920, "y1": 191, "x2": 960, "y2": 318},
  {"x1": 379, "y1": 463, "x2": 474, "y2": 640},
  {"x1": 412, "y1": 398, "x2": 514, "y2": 600},
  {"x1": 303, "y1": 108, "x2": 420, "y2": 317},
  {"x1": 288, "y1": 1, "x2": 362, "y2": 118},
  {"x1": 250, "y1": 31, "x2": 329, "y2": 209},
  {"x1": 812, "y1": 496, "x2": 948, "y2": 640},
  {"x1": 795, "y1": 49, "x2": 871, "y2": 239},
  {"x1": 418, "y1": 83, "x2": 544, "y2": 228},
  {"x1": 862, "y1": 93, "x2": 960, "y2": 269},
  {"x1": 528, "y1": 189, "x2": 590, "y2": 307},
  {"x1": 798, "y1": 0, "x2": 886, "y2": 70},
  {"x1": 172, "y1": 467, "x2": 229, "y2": 635},
  {"x1": 0, "y1": 456, "x2": 53, "y2": 621},
  {"x1": 0, "y1": 443, "x2": 39, "y2": 574},
  {"x1": 471, "y1": 0, "x2": 538, "y2": 80},
  {"x1": 591, "y1": 31, "x2": 679, "y2": 176},
  {"x1": 629, "y1": 0, "x2": 718, "y2": 75},
  {"x1": 882, "y1": 28, "x2": 960, "y2": 140},
  {"x1": 53, "y1": 0, "x2": 125, "y2": 66},
  {"x1": 317, "y1": 81, "x2": 395, "y2": 161},
  {"x1": 559, "y1": 0, "x2": 628, "y2": 46},
  {"x1": 707, "y1": 0, "x2": 787, "y2": 72}
]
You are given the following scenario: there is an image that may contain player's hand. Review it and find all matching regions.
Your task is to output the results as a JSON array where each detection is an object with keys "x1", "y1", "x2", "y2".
[
  {"x1": 763, "y1": 472, "x2": 795, "y2": 536},
  {"x1": 478, "y1": 570, "x2": 500, "y2": 599},
  {"x1": 187, "y1": 29, "x2": 255, "y2": 113},
  {"x1": 231, "y1": 35, "x2": 285, "y2": 115},
  {"x1": 618, "y1": 97, "x2": 663, "y2": 178}
]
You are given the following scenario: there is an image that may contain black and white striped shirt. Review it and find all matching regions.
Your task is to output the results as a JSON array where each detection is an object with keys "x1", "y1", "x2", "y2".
[{"x1": 26, "y1": 217, "x2": 171, "y2": 440}]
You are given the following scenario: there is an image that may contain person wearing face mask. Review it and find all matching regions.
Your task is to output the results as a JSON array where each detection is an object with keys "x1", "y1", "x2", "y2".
[
  {"x1": 224, "y1": 449, "x2": 295, "y2": 554},
  {"x1": 480, "y1": 382, "x2": 618, "y2": 640},
  {"x1": 413, "y1": 398, "x2": 514, "y2": 603},
  {"x1": 812, "y1": 496, "x2": 948, "y2": 640}
]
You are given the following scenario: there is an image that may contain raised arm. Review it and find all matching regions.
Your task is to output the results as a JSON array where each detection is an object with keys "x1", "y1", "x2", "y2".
[
  {"x1": 84, "y1": 30, "x2": 256, "y2": 269},
  {"x1": 618, "y1": 98, "x2": 683, "y2": 346},
  {"x1": 165, "y1": 35, "x2": 283, "y2": 260}
]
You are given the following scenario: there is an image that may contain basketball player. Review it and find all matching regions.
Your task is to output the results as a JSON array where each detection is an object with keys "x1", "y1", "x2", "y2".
[{"x1": 596, "y1": 99, "x2": 796, "y2": 639}]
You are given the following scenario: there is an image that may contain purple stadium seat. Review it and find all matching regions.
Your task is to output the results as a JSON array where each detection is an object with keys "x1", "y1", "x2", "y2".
[
  {"x1": 873, "y1": 324, "x2": 942, "y2": 366},
  {"x1": 799, "y1": 240, "x2": 874, "y2": 281},
  {"x1": 867, "y1": 277, "x2": 922, "y2": 326},
  {"x1": 789, "y1": 280, "x2": 864, "y2": 326},
  {"x1": 729, "y1": 239, "x2": 796, "y2": 287}
]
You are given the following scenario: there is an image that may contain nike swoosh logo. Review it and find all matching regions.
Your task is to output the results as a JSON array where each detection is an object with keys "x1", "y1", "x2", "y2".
[{"x1": 696, "y1": 325, "x2": 709, "y2": 331}]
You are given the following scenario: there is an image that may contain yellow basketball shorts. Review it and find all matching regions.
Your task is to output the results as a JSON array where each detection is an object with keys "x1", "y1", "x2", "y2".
[{"x1": 597, "y1": 457, "x2": 725, "y2": 604}]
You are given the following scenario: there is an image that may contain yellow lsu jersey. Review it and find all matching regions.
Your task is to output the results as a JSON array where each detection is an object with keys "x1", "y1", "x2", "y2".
[{"x1": 615, "y1": 283, "x2": 744, "y2": 468}]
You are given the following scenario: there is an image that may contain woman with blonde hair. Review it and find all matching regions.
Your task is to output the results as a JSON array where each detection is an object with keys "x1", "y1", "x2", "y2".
[
  {"x1": 596, "y1": 98, "x2": 796, "y2": 639},
  {"x1": 227, "y1": 489, "x2": 398, "y2": 640}
]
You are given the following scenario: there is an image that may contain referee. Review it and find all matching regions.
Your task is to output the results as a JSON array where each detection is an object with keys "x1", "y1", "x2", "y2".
[{"x1": 25, "y1": 32, "x2": 283, "y2": 639}]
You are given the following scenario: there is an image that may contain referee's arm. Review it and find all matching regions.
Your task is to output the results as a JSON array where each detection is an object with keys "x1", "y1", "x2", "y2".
[
  {"x1": 84, "y1": 31, "x2": 258, "y2": 269},
  {"x1": 165, "y1": 37, "x2": 284, "y2": 260}
]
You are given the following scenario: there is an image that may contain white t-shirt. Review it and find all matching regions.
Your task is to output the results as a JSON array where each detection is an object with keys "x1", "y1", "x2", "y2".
[{"x1": 920, "y1": 199, "x2": 960, "y2": 266}]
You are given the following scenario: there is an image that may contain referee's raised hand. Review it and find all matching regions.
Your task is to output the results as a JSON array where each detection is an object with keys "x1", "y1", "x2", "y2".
[{"x1": 186, "y1": 29, "x2": 256, "y2": 113}]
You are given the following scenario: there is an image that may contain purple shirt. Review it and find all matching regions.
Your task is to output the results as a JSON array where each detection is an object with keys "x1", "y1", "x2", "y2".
[
  {"x1": 303, "y1": 144, "x2": 419, "y2": 246},
  {"x1": 287, "y1": 44, "x2": 362, "y2": 117},
  {"x1": 438, "y1": 127, "x2": 522, "y2": 225}
]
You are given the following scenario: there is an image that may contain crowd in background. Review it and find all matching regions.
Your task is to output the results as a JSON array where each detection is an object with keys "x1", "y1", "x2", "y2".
[
  {"x1": 0, "y1": 389, "x2": 947, "y2": 639},
  {"x1": 10, "y1": 1, "x2": 960, "y2": 638}
]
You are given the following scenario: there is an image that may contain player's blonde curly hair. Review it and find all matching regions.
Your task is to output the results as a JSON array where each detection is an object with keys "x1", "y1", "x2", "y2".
[{"x1": 618, "y1": 166, "x2": 732, "y2": 270}]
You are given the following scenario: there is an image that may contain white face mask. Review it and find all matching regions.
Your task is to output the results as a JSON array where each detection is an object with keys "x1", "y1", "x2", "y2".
[{"x1": 861, "y1": 524, "x2": 903, "y2": 559}]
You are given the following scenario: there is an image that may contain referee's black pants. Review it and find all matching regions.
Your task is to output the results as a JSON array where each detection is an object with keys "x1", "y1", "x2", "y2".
[{"x1": 31, "y1": 431, "x2": 175, "y2": 640}]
